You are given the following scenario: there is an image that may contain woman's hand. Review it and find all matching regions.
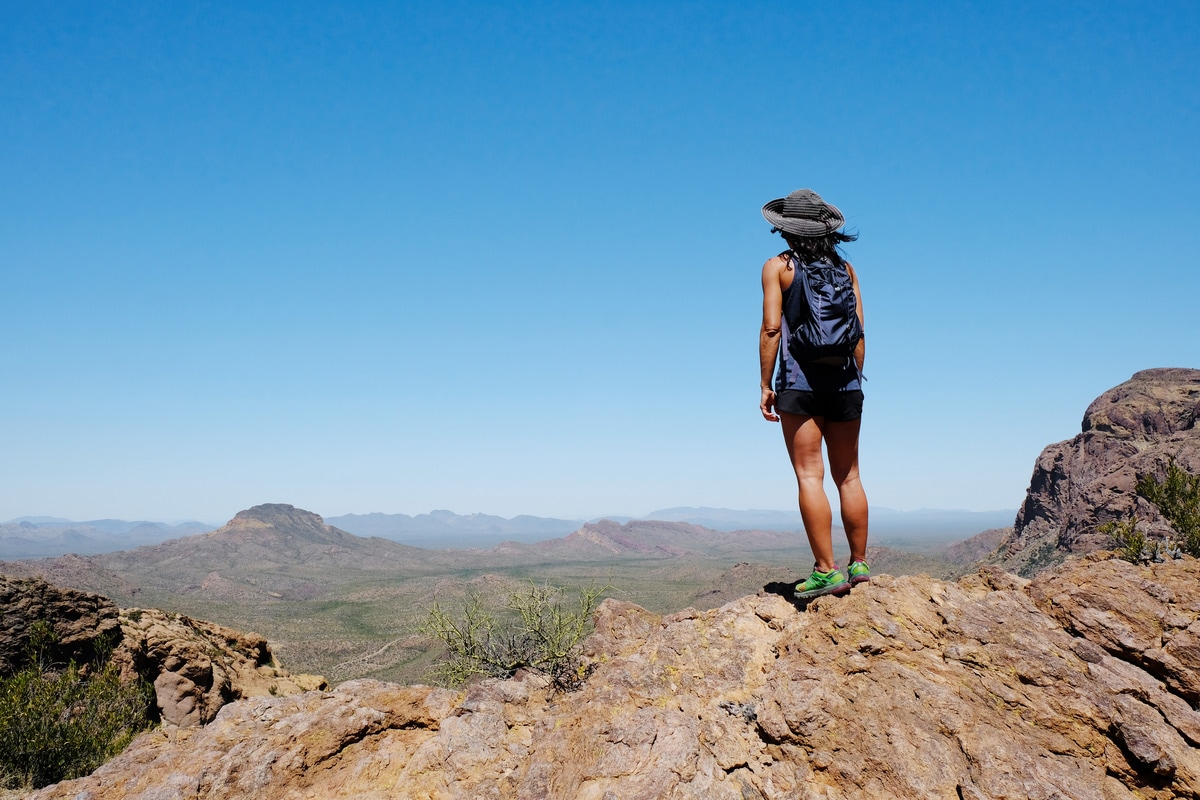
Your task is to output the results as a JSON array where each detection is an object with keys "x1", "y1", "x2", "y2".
[{"x1": 760, "y1": 386, "x2": 779, "y2": 422}]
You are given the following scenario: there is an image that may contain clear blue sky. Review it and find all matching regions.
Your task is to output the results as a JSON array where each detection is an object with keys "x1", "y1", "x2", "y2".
[{"x1": 2, "y1": 1, "x2": 1197, "y2": 524}]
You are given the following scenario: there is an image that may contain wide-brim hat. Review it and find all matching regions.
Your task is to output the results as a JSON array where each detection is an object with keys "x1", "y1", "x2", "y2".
[{"x1": 761, "y1": 189, "x2": 845, "y2": 236}]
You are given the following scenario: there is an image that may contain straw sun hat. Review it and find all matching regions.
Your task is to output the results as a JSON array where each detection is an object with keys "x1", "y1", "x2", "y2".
[{"x1": 761, "y1": 189, "x2": 845, "y2": 236}]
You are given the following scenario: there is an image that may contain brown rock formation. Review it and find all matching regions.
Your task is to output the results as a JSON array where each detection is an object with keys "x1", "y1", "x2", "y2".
[
  {"x1": 0, "y1": 574, "x2": 120, "y2": 671},
  {"x1": 0, "y1": 575, "x2": 325, "y2": 727},
  {"x1": 31, "y1": 554, "x2": 1200, "y2": 799},
  {"x1": 113, "y1": 607, "x2": 327, "y2": 726},
  {"x1": 992, "y1": 368, "x2": 1200, "y2": 575}
]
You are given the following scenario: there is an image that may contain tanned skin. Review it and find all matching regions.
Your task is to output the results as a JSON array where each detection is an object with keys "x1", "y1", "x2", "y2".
[{"x1": 759, "y1": 253, "x2": 868, "y2": 573}]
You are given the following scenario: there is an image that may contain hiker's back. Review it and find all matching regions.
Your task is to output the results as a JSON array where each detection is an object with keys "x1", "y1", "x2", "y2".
[{"x1": 781, "y1": 256, "x2": 863, "y2": 367}]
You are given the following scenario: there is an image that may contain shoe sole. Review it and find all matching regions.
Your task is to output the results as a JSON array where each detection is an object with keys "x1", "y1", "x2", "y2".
[
  {"x1": 793, "y1": 581, "x2": 851, "y2": 601},
  {"x1": 850, "y1": 576, "x2": 870, "y2": 586}
]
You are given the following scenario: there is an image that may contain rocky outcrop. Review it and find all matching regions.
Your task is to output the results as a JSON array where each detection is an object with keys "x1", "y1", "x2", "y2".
[
  {"x1": 113, "y1": 607, "x2": 327, "y2": 726},
  {"x1": 0, "y1": 575, "x2": 325, "y2": 727},
  {"x1": 992, "y1": 368, "x2": 1200, "y2": 575},
  {"x1": 31, "y1": 555, "x2": 1200, "y2": 799},
  {"x1": 0, "y1": 574, "x2": 121, "y2": 671}
]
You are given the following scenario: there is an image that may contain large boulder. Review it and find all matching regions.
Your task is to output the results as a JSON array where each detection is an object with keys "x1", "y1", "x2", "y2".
[
  {"x1": 991, "y1": 368, "x2": 1200, "y2": 575},
  {"x1": 29, "y1": 555, "x2": 1200, "y2": 799},
  {"x1": 112, "y1": 607, "x2": 327, "y2": 727}
]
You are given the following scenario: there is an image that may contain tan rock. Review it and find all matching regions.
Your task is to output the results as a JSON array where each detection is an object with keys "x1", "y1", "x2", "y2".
[
  {"x1": 113, "y1": 607, "x2": 328, "y2": 727},
  {"x1": 28, "y1": 554, "x2": 1200, "y2": 799}
]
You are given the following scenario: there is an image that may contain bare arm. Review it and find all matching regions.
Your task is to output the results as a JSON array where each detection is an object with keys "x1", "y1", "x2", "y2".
[
  {"x1": 847, "y1": 262, "x2": 866, "y2": 374},
  {"x1": 759, "y1": 256, "x2": 785, "y2": 422}
]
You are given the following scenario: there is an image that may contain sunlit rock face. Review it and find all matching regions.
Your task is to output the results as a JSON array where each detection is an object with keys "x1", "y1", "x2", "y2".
[
  {"x1": 30, "y1": 555, "x2": 1200, "y2": 799},
  {"x1": 994, "y1": 367, "x2": 1200, "y2": 576}
]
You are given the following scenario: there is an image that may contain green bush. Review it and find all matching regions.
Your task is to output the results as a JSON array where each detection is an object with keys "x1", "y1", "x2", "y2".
[
  {"x1": 1098, "y1": 516, "x2": 1150, "y2": 563},
  {"x1": 1138, "y1": 457, "x2": 1200, "y2": 557},
  {"x1": 419, "y1": 582, "x2": 607, "y2": 692},
  {"x1": 0, "y1": 622, "x2": 153, "y2": 790}
]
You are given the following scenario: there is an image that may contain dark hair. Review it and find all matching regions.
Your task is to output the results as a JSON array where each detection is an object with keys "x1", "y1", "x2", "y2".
[{"x1": 777, "y1": 229, "x2": 858, "y2": 269}]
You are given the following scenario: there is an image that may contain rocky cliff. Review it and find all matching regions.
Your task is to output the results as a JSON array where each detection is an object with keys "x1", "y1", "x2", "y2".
[
  {"x1": 990, "y1": 368, "x2": 1200, "y2": 575},
  {"x1": 30, "y1": 554, "x2": 1200, "y2": 799},
  {"x1": 0, "y1": 573, "x2": 121, "y2": 670},
  {"x1": 1, "y1": 575, "x2": 325, "y2": 727}
]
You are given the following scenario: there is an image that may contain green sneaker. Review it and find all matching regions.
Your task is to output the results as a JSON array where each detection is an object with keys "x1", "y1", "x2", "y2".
[
  {"x1": 793, "y1": 566, "x2": 850, "y2": 601},
  {"x1": 848, "y1": 560, "x2": 871, "y2": 586}
]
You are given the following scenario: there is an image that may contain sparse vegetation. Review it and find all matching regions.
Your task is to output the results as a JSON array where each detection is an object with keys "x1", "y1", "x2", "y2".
[
  {"x1": 0, "y1": 622, "x2": 153, "y2": 790},
  {"x1": 1021, "y1": 539, "x2": 1063, "y2": 576},
  {"x1": 419, "y1": 582, "x2": 608, "y2": 692},
  {"x1": 1098, "y1": 517, "x2": 1151, "y2": 563},
  {"x1": 1097, "y1": 459, "x2": 1200, "y2": 563},
  {"x1": 1137, "y1": 457, "x2": 1200, "y2": 557}
]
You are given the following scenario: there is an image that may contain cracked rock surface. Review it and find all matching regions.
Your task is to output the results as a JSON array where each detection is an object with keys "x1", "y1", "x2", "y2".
[{"x1": 31, "y1": 555, "x2": 1200, "y2": 799}]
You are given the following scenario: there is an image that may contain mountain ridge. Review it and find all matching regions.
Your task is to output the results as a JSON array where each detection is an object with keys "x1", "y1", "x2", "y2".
[
  {"x1": 0, "y1": 519, "x2": 214, "y2": 559},
  {"x1": 2, "y1": 506, "x2": 1017, "y2": 558}
]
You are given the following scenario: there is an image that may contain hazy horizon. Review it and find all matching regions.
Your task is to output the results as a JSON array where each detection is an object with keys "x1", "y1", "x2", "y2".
[{"x1": 3, "y1": 503, "x2": 1019, "y2": 530}]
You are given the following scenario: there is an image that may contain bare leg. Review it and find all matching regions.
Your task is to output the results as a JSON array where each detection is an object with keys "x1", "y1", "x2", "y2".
[
  {"x1": 824, "y1": 418, "x2": 868, "y2": 562},
  {"x1": 780, "y1": 413, "x2": 836, "y2": 571}
]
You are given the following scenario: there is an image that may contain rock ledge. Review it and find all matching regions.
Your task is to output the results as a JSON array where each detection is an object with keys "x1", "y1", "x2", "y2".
[{"x1": 31, "y1": 555, "x2": 1200, "y2": 800}]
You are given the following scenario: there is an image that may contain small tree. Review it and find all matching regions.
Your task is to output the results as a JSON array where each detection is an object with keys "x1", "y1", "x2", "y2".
[
  {"x1": 0, "y1": 622, "x2": 153, "y2": 790},
  {"x1": 1098, "y1": 516, "x2": 1151, "y2": 564},
  {"x1": 1138, "y1": 457, "x2": 1200, "y2": 557},
  {"x1": 420, "y1": 582, "x2": 608, "y2": 692}
]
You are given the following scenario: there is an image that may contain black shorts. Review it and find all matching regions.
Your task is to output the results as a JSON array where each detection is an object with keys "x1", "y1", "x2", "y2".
[{"x1": 776, "y1": 389, "x2": 864, "y2": 422}]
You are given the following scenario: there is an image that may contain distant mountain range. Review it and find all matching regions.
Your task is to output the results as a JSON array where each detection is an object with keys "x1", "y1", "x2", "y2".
[
  {"x1": 324, "y1": 511, "x2": 581, "y2": 547},
  {"x1": 0, "y1": 504, "x2": 963, "y2": 615},
  {"x1": 328, "y1": 506, "x2": 1015, "y2": 545},
  {"x1": 0, "y1": 518, "x2": 215, "y2": 559},
  {"x1": 632, "y1": 506, "x2": 1015, "y2": 538},
  {"x1": 0, "y1": 506, "x2": 1016, "y2": 560},
  {"x1": 0, "y1": 503, "x2": 984, "y2": 684}
]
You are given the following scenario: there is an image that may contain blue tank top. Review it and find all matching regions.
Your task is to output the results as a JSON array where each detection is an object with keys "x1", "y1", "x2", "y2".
[{"x1": 776, "y1": 257, "x2": 862, "y2": 394}]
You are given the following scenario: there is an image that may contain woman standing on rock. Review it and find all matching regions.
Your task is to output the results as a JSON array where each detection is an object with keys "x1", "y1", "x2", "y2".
[{"x1": 758, "y1": 188, "x2": 869, "y2": 601}]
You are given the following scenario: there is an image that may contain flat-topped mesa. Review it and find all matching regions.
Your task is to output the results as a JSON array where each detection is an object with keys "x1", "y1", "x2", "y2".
[
  {"x1": 991, "y1": 368, "x2": 1200, "y2": 575},
  {"x1": 228, "y1": 502, "x2": 325, "y2": 529},
  {"x1": 217, "y1": 503, "x2": 353, "y2": 545}
]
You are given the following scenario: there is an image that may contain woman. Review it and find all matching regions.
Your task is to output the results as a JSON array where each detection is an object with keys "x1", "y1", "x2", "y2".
[{"x1": 758, "y1": 188, "x2": 869, "y2": 601}]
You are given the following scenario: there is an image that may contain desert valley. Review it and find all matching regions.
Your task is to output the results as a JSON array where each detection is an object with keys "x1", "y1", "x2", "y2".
[{"x1": 4, "y1": 367, "x2": 1200, "y2": 799}]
